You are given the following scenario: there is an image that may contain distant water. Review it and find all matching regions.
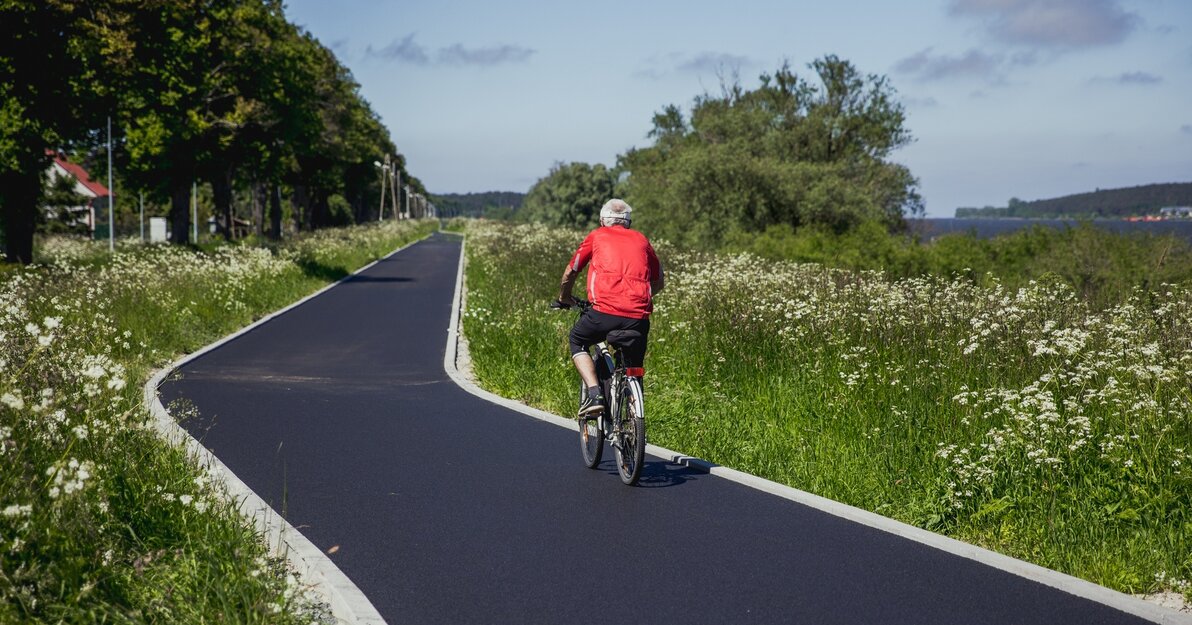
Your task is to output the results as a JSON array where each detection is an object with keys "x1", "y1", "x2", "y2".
[{"x1": 909, "y1": 218, "x2": 1192, "y2": 242}]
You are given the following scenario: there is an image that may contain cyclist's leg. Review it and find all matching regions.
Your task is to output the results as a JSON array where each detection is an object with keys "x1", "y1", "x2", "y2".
[
  {"x1": 619, "y1": 316, "x2": 650, "y2": 369},
  {"x1": 569, "y1": 311, "x2": 608, "y2": 414},
  {"x1": 568, "y1": 312, "x2": 602, "y2": 389}
]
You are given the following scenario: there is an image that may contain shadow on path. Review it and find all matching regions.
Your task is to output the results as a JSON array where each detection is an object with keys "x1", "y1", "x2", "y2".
[
  {"x1": 345, "y1": 275, "x2": 414, "y2": 284},
  {"x1": 590, "y1": 457, "x2": 704, "y2": 488}
]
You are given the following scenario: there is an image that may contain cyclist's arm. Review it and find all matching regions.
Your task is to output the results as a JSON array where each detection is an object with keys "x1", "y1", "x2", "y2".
[
  {"x1": 559, "y1": 263, "x2": 580, "y2": 305},
  {"x1": 647, "y1": 242, "x2": 664, "y2": 295},
  {"x1": 562, "y1": 234, "x2": 594, "y2": 305}
]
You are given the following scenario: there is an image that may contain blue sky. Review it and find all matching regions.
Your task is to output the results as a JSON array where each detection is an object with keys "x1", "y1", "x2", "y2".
[{"x1": 286, "y1": 0, "x2": 1192, "y2": 217}]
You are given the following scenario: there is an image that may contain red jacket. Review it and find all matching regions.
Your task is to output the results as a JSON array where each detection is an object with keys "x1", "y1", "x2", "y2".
[{"x1": 570, "y1": 225, "x2": 662, "y2": 319}]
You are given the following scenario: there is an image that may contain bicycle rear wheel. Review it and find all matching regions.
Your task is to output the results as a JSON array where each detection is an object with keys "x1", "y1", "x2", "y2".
[
  {"x1": 614, "y1": 377, "x2": 645, "y2": 485},
  {"x1": 578, "y1": 381, "x2": 603, "y2": 468}
]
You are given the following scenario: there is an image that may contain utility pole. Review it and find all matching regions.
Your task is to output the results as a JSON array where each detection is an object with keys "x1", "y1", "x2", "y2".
[
  {"x1": 107, "y1": 116, "x2": 114, "y2": 252},
  {"x1": 191, "y1": 182, "x2": 198, "y2": 244},
  {"x1": 139, "y1": 192, "x2": 144, "y2": 242},
  {"x1": 390, "y1": 167, "x2": 399, "y2": 220},
  {"x1": 376, "y1": 155, "x2": 389, "y2": 221},
  {"x1": 394, "y1": 170, "x2": 403, "y2": 219}
]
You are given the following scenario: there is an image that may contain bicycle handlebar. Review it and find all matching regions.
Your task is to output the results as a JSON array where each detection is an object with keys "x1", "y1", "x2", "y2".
[{"x1": 550, "y1": 298, "x2": 591, "y2": 311}]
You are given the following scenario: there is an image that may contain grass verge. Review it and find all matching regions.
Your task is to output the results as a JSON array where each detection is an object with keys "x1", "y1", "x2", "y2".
[
  {"x1": 0, "y1": 219, "x2": 437, "y2": 623},
  {"x1": 462, "y1": 220, "x2": 1191, "y2": 599}
]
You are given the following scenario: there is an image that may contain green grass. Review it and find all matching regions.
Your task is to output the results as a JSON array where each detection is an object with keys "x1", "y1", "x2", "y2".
[
  {"x1": 462, "y1": 220, "x2": 1192, "y2": 598},
  {"x1": 725, "y1": 220, "x2": 1192, "y2": 310},
  {"x1": 0, "y1": 219, "x2": 437, "y2": 622}
]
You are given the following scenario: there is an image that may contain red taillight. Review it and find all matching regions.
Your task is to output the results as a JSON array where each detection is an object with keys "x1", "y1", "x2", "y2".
[{"x1": 625, "y1": 367, "x2": 645, "y2": 377}]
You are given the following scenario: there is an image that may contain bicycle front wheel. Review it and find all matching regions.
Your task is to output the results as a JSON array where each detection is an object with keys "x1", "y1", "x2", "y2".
[
  {"x1": 614, "y1": 377, "x2": 645, "y2": 485},
  {"x1": 579, "y1": 381, "x2": 603, "y2": 468}
]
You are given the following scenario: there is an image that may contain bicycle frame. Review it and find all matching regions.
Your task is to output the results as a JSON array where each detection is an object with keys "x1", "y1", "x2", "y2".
[
  {"x1": 591, "y1": 340, "x2": 645, "y2": 452},
  {"x1": 591, "y1": 340, "x2": 620, "y2": 437},
  {"x1": 555, "y1": 298, "x2": 647, "y2": 484}
]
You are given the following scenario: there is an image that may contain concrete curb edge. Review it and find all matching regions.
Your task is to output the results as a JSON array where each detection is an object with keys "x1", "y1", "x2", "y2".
[
  {"x1": 140, "y1": 234, "x2": 435, "y2": 625},
  {"x1": 441, "y1": 236, "x2": 1189, "y2": 625}
]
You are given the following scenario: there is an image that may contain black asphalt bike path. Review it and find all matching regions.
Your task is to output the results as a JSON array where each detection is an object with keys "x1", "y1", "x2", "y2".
[{"x1": 161, "y1": 233, "x2": 1148, "y2": 624}]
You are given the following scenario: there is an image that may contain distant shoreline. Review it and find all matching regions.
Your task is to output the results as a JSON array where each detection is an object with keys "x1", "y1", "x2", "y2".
[
  {"x1": 909, "y1": 217, "x2": 1192, "y2": 242},
  {"x1": 935, "y1": 216, "x2": 1191, "y2": 222}
]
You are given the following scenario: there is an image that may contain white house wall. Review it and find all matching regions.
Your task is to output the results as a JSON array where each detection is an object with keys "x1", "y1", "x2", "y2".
[
  {"x1": 48, "y1": 162, "x2": 100, "y2": 200},
  {"x1": 46, "y1": 162, "x2": 99, "y2": 232}
]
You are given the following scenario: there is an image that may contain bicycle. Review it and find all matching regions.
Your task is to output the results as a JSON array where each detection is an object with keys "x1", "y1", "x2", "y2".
[{"x1": 551, "y1": 299, "x2": 647, "y2": 485}]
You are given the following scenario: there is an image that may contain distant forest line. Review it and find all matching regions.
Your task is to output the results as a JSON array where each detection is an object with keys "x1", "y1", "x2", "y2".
[
  {"x1": 430, "y1": 191, "x2": 524, "y2": 219},
  {"x1": 955, "y1": 182, "x2": 1192, "y2": 219}
]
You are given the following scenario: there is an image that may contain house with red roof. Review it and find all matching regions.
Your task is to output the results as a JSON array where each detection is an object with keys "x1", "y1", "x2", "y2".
[{"x1": 44, "y1": 149, "x2": 109, "y2": 235}]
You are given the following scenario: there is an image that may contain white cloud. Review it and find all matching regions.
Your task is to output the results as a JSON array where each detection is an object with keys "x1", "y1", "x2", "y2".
[
  {"x1": 437, "y1": 43, "x2": 534, "y2": 66},
  {"x1": 948, "y1": 0, "x2": 1138, "y2": 49},
  {"x1": 1088, "y1": 71, "x2": 1162, "y2": 85},
  {"x1": 636, "y1": 51, "x2": 754, "y2": 79},
  {"x1": 902, "y1": 96, "x2": 940, "y2": 108},
  {"x1": 676, "y1": 52, "x2": 752, "y2": 74},
  {"x1": 366, "y1": 34, "x2": 429, "y2": 65},
  {"x1": 366, "y1": 34, "x2": 534, "y2": 67},
  {"x1": 1117, "y1": 71, "x2": 1160, "y2": 84},
  {"x1": 894, "y1": 48, "x2": 1004, "y2": 83}
]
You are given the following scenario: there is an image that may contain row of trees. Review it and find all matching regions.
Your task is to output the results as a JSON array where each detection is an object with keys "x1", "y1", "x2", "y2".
[
  {"x1": 520, "y1": 56, "x2": 922, "y2": 246},
  {"x1": 430, "y1": 191, "x2": 525, "y2": 219},
  {"x1": 955, "y1": 183, "x2": 1192, "y2": 219},
  {"x1": 0, "y1": 0, "x2": 424, "y2": 263}
]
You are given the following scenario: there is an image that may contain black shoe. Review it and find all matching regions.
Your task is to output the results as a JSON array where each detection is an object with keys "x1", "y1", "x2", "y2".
[{"x1": 578, "y1": 393, "x2": 605, "y2": 417}]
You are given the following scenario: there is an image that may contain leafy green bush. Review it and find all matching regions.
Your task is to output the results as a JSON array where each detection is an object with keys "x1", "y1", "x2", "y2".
[{"x1": 622, "y1": 58, "x2": 921, "y2": 248}]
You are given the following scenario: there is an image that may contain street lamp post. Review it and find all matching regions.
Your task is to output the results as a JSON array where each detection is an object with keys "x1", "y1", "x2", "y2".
[
  {"x1": 398, "y1": 166, "x2": 407, "y2": 220},
  {"x1": 191, "y1": 182, "x2": 198, "y2": 244},
  {"x1": 374, "y1": 155, "x2": 390, "y2": 221},
  {"x1": 107, "y1": 116, "x2": 114, "y2": 252}
]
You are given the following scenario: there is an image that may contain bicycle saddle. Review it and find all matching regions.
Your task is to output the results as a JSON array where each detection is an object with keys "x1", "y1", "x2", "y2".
[{"x1": 605, "y1": 330, "x2": 642, "y2": 348}]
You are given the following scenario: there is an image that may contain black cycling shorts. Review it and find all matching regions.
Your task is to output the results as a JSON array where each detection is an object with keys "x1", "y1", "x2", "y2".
[{"x1": 569, "y1": 308, "x2": 651, "y2": 368}]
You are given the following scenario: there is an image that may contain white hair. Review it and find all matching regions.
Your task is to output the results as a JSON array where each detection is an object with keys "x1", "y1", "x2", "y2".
[{"x1": 599, "y1": 199, "x2": 633, "y2": 227}]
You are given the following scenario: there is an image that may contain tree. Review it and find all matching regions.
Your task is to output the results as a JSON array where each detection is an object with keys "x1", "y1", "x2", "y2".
[
  {"x1": 113, "y1": 0, "x2": 266, "y2": 244},
  {"x1": 1, "y1": 0, "x2": 415, "y2": 256},
  {"x1": 0, "y1": 0, "x2": 123, "y2": 262},
  {"x1": 619, "y1": 57, "x2": 921, "y2": 247},
  {"x1": 40, "y1": 172, "x2": 92, "y2": 234},
  {"x1": 258, "y1": 27, "x2": 412, "y2": 231},
  {"x1": 520, "y1": 162, "x2": 617, "y2": 228},
  {"x1": 203, "y1": 0, "x2": 293, "y2": 240}
]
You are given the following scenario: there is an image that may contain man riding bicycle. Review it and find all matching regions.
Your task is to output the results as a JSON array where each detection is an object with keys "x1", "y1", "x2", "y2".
[{"x1": 557, "y1": 199, "x2": 664, "y2": 417}]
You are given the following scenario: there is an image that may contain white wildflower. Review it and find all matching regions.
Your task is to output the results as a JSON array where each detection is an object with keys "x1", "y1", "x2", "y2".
[
  {"x1": 2, "y1": 504, "x2": 32, "y2": 518},
  {"x1": 1, "y1": 392, "x2": 24, "y2": 410}
]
